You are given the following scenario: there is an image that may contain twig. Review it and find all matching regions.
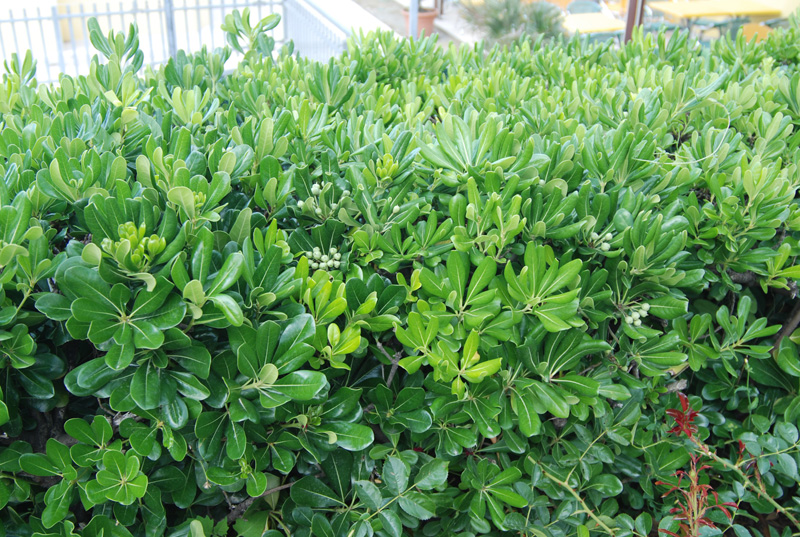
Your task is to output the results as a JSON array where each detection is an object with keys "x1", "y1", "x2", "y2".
[
  {"x1": 710, "y1": 267, "x2": 796, "y2": 297},
  {"x1": 540, "y1": 468, "x2": 617, "y2": 536},
  {"x1": 227, "y1": 482, "x2": 295, "y2": 524},
  {"x1": 698, "y1": 444, "x2": 800, "y2": 530},
  {"x1": 376, "y1": 341, "x2": 402, "y2": 388},
  {"x1": 18, "y1": 472, "x2": 61, "y2": 488},
  {"x1": 773, "y1": 299, "x2": 800, "y2": 356},
  {"x1": 362, "y1": 341, "x2": 404, "y2": 414},
  {"x1": 727, "y1": 270, "x2": 759, "y2": 286},
  {"x1": 97, "y1": 399, "x2": 116, "y2": 417}
]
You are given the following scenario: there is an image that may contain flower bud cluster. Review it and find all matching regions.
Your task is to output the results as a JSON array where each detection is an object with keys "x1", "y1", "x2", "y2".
[
  {"x1": 624, "y1": 302, "x2": 650, "y2": 327},
  {"x1": 590, "y1": 232, "x2": 614, "y2": 252},
  {"x1": 297, "y1": 183, "x2": 341, "y2": 216},
  {"x1": 306, "y1": 246, "x2": 342, "y2": 270}
]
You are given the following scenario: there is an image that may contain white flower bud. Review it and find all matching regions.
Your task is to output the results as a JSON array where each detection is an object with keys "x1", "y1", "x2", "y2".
[
  {"x1": 538, "y1": 179, "x2": 546, "y2": 187},
  {"x1": 625, "y1": 316, "x2": 633, "y2": 324},
  {"x1": 392, "y1": 205, "x2": 400, "y2": 214},
  {"x1": 604, "y1": 233, "x2": 613, "y2": 241},
  {"x1": 343, "y1": 190, "x2": 350, "y2": 196},
  {"x1": 590, "y1": 232, "x2": 600, "y2": 241},
  {"x1": 600, "y1": 243, "x2": 611, "y2": 251},
  {"x1": 313, "y1": 251, "x2": 321, "y2": 260},
  {"x1": 321, "y1": 255, "x2": 329, "y2": 262},
  {"x1": 311, "y1": 262, "x2": 319, "y2": 269},
  {"x1": 631, "y1": 311, "x2": 640, "y2": 320},
  {"x1": 329, "y1": 248, "x2": 337, "y2": 255},
  {"x1": 334, "y1": 253, "x2": 341, "y2": 260},
  {"x1": 641, "y1": 303, "x2": 650, "y2": 311},
  {"x1": 333, "y1": 261, "x2": 341, "y2": 268},
  {"x1": 311, "y1": 184, "x2": 321, "y2": 195},
  {"x1": 634, "y1": 319, "x2": 642, "y2": 327},
  {"x1": 315, "y1": 208, "x2": 322, "y2": 215},
  {"x1": 297, "y1": 200, "x2": 305, "y2": 208}
]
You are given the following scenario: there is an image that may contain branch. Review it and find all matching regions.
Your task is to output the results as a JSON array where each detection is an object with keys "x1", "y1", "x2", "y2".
[
  {"x1": 710, "y1": 267, "x2": 796, "y2": 297},
  {"x1": 727, "y1": 270, "x2": 759, "y2": 285},
  {"x1": 376, "y1": 341, "x2": 402, "y2": 388},
  {"x1": 227, "y1": 482, "x2": 295, "y2": 524},
  {"x1": 18, "y1": 472, "x2": 61, "y2": 488},
  {"x1": 698, "y1": 444, "x2": 800, "y2": 530},
  {"x1": 773, "y1": 299, "x2": 800, "y2": 357},
  {"x1": 363, "y1": 341, "x2": 404, "y2": 414},
  {"x1": 540, "y1": 468, "x2": 617, "y2": 536}
]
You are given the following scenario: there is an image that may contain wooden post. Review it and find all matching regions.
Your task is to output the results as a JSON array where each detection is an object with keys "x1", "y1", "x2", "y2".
[{"x1": 624, "y1": 0, "x2": 646, "y2": 41}]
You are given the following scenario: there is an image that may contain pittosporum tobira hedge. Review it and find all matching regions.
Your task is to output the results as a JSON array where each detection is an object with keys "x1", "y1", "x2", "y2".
[{"x1": 2, "y1": 9, "x2": 800, "y2": 537}]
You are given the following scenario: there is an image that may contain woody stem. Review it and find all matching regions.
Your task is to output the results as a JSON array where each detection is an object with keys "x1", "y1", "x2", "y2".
[{"x1": 696, "y1": 441, "x2": 800, "y2": 530}]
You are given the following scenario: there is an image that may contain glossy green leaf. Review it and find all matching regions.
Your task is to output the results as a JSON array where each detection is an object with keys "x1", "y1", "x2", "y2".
[{"x1": 290, "y1": 476, "x2": 343, "y2": 508}]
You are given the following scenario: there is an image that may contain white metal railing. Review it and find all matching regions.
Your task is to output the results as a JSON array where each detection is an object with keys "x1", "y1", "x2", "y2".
[
  {"x1": 0, "y1": 0, "x2": 351, "y2": 83},
  {"x1": 284, "y1": 0, "x2": 349, "y2": 62}
]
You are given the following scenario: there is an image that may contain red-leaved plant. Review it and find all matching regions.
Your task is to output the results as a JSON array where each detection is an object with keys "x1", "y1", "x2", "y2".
[
  {"x1": 666, "y1": 393, "x2": 699, "y2": 439},
  {"x1": 657, "y1": 393, "x2": 737, "y2": 537}
]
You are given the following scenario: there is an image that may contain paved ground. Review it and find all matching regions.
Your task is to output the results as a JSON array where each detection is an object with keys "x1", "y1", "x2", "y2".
[
  {"x1": 352, "y1": 0, "x2": 462, "y2": 46},
  {"x1": 353, "y1": 0, "x2": 408, "y2": 34}
]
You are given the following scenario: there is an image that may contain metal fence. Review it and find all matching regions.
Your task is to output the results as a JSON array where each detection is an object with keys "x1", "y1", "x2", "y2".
[
  {"x1": 285, "y1": 0, "x2": 348, "y2": 62},
  {"x1": 0, "y1": 0, "x2": 348, "y2": 83}
]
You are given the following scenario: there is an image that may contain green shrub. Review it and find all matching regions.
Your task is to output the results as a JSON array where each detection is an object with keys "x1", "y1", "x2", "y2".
[
  {"x1": 460, "y1": 0, "x2": 565, "y2": 43},
  {"x1": 2, "y1": 9, "x2": 800, "y2": 537}
]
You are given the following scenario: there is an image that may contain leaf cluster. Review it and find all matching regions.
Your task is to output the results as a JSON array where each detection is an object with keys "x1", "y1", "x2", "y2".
[{"x1": 1, "y1": 13, "x2": 800, "y2": 537}]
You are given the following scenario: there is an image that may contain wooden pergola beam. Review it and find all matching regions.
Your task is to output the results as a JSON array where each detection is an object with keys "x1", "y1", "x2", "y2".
[{"x1": 624, "y1": 0, "x2": 647, "y2": 41}]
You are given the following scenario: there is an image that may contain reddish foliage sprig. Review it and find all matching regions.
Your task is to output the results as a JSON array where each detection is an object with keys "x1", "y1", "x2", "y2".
[
  {"x1": 656, "y1": 455, "x2": 737, "y2": 537},
  {"x1": 666, "y1": 393, "x2": 699, "y2": 439},
  {"x1": 657, "y1": 394, "x2": 737, "y2": 537}
]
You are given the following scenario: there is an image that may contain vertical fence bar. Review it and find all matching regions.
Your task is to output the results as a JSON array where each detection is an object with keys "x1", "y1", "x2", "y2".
[
  {"x1": 281, "y1": 0, "x2": 287, "y2": 44},
  {"x1": 278, "y1": 0, "x2": 285, "y2": 45},
  {"x1": 36, "y1": 8, "x2": 49, "y2": 81},
  {"x1": 409, "y1": 0, "x2": 418, "y2": 38},
  {"x1": 209, "y1": 0, "x2": 217, "y2": 49},
  {"x1": 114, "y1": 0, "x2": 123, "y2": 32},
  {"x1": 163, "y1": 0, "x2": 178, "y2": 58},
  {"x1": 182, "y1": 0, "x2": 191, "y2": 52},
  {"x1": 104, "y1": 1, "x2": 111, "y2": 31},
  {"x1": 143, "y1": 0, "x2": 156, "y2": 64},
  {"x1": 10, "y1": 9, "x2": 22, "y2": 61},
  {"x1": 196, "y1": 0, "x2": 203, "y2": 52},
  {"x1": 0, "y1": 23, "x2": 6, "y2": 70},
  {"x1": 64, "y1": 6, "x2": 79, "y2": 76},
  {"x1": 159, "y1": 1, "x2": 169, "y2": 62},
  {"x1": 22, "y1": 10, "x2": 34, "y2": 64},
  {"x1": 0, "y1": 19, "x2": 5, "y2": 65},
  {"x1": 51, "y1": 7, "x2": 67, "y2": 77},
  {"x1": 131, "y1": 0, "x2": 140, "y2": 60},
  {"x1": 79, "y1": 4, "x2": 91, "y2": 70}
]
